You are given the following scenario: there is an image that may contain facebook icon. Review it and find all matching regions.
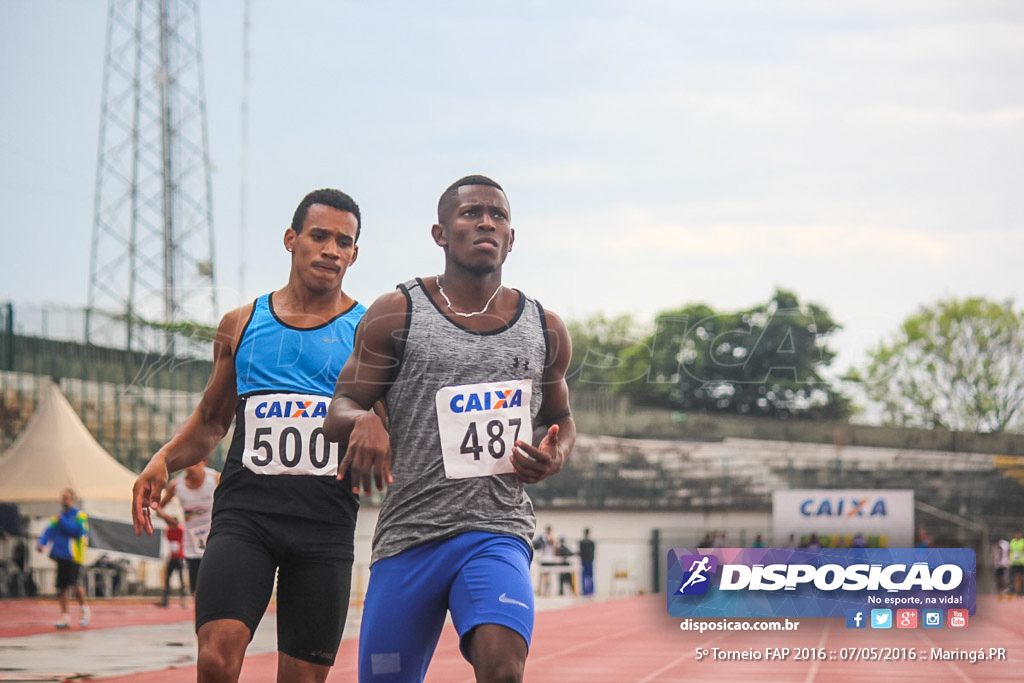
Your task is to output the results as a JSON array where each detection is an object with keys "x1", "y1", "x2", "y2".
[{"x1": 845, "y1": 609, "x2": 866, "y2": 629}]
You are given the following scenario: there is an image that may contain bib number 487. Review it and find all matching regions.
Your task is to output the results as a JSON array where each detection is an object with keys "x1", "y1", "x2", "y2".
[
  {"x1": 436, "y1": 379, "x2": 532, "y2": 479},
  {"x1": 460, "y1": 418, "x2": 522, "y2": 460}
]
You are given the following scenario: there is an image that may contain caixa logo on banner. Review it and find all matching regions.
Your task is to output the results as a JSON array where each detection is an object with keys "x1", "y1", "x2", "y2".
[
  {"x1": 799, "y1": 496, "x2": 887, "y2": 518},
  {"x1": 667, "y1": 548, "x2": 976, "y2": 619}
]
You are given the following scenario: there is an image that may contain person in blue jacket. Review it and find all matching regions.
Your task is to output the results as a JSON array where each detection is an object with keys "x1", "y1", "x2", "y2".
[{"x1": 37, "y1": 488, "x2": 90, "y2": 629}]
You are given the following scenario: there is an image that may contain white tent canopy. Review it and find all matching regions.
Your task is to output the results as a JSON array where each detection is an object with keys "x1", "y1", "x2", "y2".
[{"x1": 0, "y1": 380, "x2": 138, "y2": 518}]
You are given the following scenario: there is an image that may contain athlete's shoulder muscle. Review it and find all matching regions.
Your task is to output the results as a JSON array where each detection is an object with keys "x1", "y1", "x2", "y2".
[{"x1": 216, "y1": 301, "x2": 257, "y2": 358}]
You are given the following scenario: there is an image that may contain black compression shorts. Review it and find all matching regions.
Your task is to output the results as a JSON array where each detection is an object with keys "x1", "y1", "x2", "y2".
[
  {"x1": 54, "y1": 559, "x2": 81, "y2": 591},
  {"x1": 186, "y1": 557, "x2": 201, "y2": 593},
  {"x1": 194, "y1": 508, "x2": 354, "y2": 666}
]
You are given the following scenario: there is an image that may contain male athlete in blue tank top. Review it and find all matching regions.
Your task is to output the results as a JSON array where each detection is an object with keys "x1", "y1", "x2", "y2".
[
  {"x1": 132, "y1": 188, "x2": 366, "y2": 683},
  {"x1": 325, "y1": 176, "x2": 576, "y2": 683}
]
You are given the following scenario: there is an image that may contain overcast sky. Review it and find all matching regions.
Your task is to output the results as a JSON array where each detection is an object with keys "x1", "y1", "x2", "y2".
[{"x1": 1, "y1": 0, "x2": 1021, "y2": 376}]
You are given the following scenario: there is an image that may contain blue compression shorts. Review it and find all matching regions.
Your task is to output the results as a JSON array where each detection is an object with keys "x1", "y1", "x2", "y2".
[{"x1": 358, "y1": 531, "x2": 534, "y2": 682}]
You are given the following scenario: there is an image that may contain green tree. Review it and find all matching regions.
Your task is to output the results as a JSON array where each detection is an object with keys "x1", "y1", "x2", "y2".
[
  {"x1": 852, "y1": 297, "x2": 1024, "y2": 433},
  {"x1": 638, "y1": 289, "x2": 848, "y2": 418},
  {"x1": 566, "y1": 313, "x2": 645, "y2": 390},
  {"x1": 567, "y1": 289, "x2": 850, "y2": 419}
]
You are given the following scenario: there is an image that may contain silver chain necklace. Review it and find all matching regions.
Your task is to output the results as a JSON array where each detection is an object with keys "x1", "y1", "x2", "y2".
[{"x1": 436, "y1": 275, "x2": 501, "y2": 317}]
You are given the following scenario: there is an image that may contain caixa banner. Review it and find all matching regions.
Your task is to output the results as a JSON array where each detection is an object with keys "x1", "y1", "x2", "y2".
[{"x1": 667, "y1": 548, "x2": 975, "y2": 618}]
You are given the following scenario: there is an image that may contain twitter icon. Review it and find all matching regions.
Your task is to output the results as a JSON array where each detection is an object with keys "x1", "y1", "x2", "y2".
[{"x1": 870, "y1": 609, "x2": 892, "y2": 629}]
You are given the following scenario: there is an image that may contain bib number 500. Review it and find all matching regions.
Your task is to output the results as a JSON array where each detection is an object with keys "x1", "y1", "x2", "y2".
[
  {"x1": 241, "y1": 393, "x2": 338, "y2": 476},
  {"x1": 250, "y1": 426, "x2": 335, "y2": 469}
]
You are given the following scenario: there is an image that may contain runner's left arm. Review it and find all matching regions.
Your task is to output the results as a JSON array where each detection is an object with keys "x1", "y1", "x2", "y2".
[{"x1": 512, "y1": 309, "x2": 575, "y2": 484}]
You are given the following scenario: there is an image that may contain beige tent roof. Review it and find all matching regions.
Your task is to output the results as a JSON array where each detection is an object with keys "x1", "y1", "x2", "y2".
[{"x1": 0, "y1": 381, "x2": 139, "y2": 503}]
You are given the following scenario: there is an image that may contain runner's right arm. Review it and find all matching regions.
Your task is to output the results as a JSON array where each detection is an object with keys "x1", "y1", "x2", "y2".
[{"x1": 131, "y1": 305, "x2": 248, "y2": 535}]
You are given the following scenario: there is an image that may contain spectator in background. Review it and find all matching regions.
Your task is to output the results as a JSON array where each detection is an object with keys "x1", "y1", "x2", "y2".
[
  {"x1": 12, "y1": 535, "x2": 27, "y2": 573},
  {"x1": 37, "y1": 488, "x2": 89, "y2": 629},
  {"x1": 556, "y1": 536, "x2": 575, "y2": 596},
  {"x1": 156, "y1": 457, "x2": 218, "y2": 602},
  {"x1": 751, "y1": 534, "x2": 765, "y2": 548},
  {"x1": 578, "y1": 528, "x2": 595, "y2": 597},
  {"x1": 993, "y1": 537, "x2": 1011, "y2": 600},
  {"x1": 6, "y1": 531, "x2": 36, "y2": 598},
  {"x1": 803, "y1": 533, "x2": 822, "y2": 549},
  {"x1": 1009, "y1": 530, "x2": 1024, "y2": 598},
  {"x1": 536, "y1": 525, "x2": 557, "y2": 596},
  {"x1": 154, "y1": 508, "x2": 188, "y2": 607}
]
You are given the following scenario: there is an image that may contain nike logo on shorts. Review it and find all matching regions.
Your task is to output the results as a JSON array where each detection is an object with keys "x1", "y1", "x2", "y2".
[{"x1": 498, "y1": 592, "x2": 529, "y2": 609}]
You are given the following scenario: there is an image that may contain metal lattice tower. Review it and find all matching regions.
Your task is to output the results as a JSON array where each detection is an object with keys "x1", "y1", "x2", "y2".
[{"x1": 87, "y1": 0, "x2": 217, "y2": 351}]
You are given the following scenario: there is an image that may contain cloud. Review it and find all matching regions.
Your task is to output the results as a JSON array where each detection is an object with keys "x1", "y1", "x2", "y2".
[
  {"x1": 852, "y1": 105, "x2": 1024, "y2": 127},
  {"x1": 505, "y1": 163, "x2": 608, "y2": 185},
  {"x1": 527, "y1": 204, "x2": 1011, "y2": 265}
]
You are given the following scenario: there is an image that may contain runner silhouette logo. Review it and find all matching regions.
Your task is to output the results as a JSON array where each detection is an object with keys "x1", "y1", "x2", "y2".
[{"x1": 676, "y1": 555, "x2": 718, "y2": 596}]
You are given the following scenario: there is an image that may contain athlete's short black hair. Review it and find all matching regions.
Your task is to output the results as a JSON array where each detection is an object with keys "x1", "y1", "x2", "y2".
[
  {"x1": 437, "y1": 175, "x2": 505, "y2": 224},
  {"x1": 291, "y1": 188, "x2": 361, "y2": 241}
]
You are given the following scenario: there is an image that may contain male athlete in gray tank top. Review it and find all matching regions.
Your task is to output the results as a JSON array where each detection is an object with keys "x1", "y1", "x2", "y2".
[{"x1": 325, "y1": 175, "x2": 575, "y2": 683}]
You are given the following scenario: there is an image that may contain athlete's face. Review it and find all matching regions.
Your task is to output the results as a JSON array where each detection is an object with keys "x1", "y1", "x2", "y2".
[
  {"x1": 432, "y1": 185, "x2": 514, "y2": 274},
  {"x1": 284, "y1": 204, "x2": 359, "y2": 293}
]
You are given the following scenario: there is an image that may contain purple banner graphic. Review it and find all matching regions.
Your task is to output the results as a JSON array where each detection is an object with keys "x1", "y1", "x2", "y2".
[{"x1": 667, "y1": 547, "x2": 975, "y2": 619}]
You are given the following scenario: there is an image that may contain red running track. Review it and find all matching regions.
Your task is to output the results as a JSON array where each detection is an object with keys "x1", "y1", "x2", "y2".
[{"x1": 3, "y1": 594, "x2": 1021, "y2": 682}]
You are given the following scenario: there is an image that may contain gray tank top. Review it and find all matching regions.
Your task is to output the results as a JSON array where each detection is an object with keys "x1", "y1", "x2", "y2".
[{"x1": 372, "y1": 278, "x2": 549, "y2": 564}]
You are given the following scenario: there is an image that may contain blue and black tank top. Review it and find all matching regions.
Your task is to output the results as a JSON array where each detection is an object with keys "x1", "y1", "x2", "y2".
[{"x1": 214, "y1": 292, "x2": 365, "y2": 528}]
